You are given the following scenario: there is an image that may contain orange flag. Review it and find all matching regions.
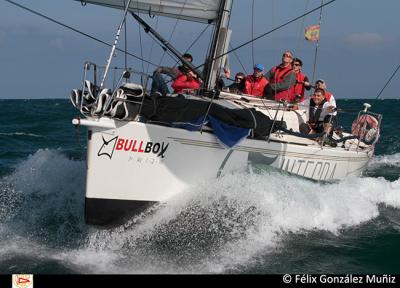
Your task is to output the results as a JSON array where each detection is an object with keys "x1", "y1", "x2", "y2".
[{"x1": 305, "y1": 25, "x2": 320, "y2": 42}]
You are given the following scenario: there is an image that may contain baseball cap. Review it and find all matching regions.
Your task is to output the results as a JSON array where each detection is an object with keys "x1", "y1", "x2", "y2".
[
  {"x1": 254, "y1": 63, "x2": 265, "y2": 71},
  {"x1": 316, "y1": 79, "x2": 325, "y2": 84}
]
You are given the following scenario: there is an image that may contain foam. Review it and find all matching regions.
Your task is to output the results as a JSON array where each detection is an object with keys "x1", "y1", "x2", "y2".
[
  {"x1": 368, "y1": 153, "x2": 400, "y2": 168},
  {"x1": 83, "y1": 170, "x2": 400, "y2": 273},
  {"x1": 0, "y1": 149, "x2": 87, "y2": 245}
]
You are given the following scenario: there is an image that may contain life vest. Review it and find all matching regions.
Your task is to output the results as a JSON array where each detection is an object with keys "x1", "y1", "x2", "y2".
[
  {"x1": 308, "y1": 98, "x2": 327, "y2": 125},
  {"x1": 351, "y1": 114, "x2": 379, "y2": 144},
  {"x1": 268, "y1": 65, "x2": 294, "y2": 101},
  {"x1": 243, "y1": 75, "x2": 268, "y2": 97},
  {"x1": 289, "y1": 72, "x2": 306, "y2": 102}
]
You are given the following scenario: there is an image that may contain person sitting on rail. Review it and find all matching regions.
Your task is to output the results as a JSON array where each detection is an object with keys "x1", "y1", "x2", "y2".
[{"x1": 243, "y1": 64, "x2": 268, "y2": 97}]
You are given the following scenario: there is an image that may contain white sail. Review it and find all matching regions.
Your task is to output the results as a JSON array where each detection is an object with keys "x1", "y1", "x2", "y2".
[{"x1": 79, "y1": 0, "x2": 222, "y2": 23}]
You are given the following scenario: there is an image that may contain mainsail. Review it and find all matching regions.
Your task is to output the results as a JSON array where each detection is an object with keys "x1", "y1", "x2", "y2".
[{"x1": 77, "y1": 0, "x2": 222, "y2": 23}]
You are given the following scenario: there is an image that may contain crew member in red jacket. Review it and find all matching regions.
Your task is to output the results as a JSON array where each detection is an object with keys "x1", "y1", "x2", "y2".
[
  {"x1": 171, "y1": 69, "x2": 201, "y2": 94},
  {"x1": 243, "y1": 63, "x2": 268, "y2": 97},
  {"x1": 264, "y1": 51, "x2": 296, "y2": 101},
  {"x1": 290, "y1": 58, "x2": 311, "y2": 103}
]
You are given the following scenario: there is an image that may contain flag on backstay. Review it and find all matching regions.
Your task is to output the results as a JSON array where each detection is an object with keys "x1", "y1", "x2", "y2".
[{"x1": 305, "y1": 25, "x2": 320, "y2": 42}]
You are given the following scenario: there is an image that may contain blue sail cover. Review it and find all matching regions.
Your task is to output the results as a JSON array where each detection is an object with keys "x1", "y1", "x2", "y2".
[
  {"x1": 172, "y1": 115, "x2": 250, "y2": 148},
  {"x1": 208, "y1": 115, "x2": 250, "y2": 148}
]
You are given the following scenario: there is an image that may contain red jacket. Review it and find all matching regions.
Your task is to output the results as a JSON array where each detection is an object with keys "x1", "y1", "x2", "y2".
[
  {"x1": 325, "y1": 91, "x2": 332, "y2": 101},
  {"x1": 289, "y1": 72, "x2": 307, "y2": 102},
  {"x1": 268, "y1": 65, "x2": 294, "y2": 101},
  {"x1": 171, "y1": 72, "x2": 201, "y2": 94},
  {"x1": 243, "y1": 75, "x2": 268, "y2": 97}
]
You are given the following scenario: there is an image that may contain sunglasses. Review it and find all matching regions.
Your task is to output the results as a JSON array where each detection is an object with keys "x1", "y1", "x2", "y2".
[
  {"x1": 293, "y1": 63, "x2": 301, "y2": 66},
  {"x1": 283, "y1": 54, "x2": 293, "y2": 58},
  {"x1": 235, "y1": 77, "x2": 244, "y2": 81}
]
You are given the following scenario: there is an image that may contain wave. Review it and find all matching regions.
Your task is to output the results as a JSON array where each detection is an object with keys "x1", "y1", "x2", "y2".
[
  {"x1": 0, "y1": 149, "x2": 87, "y2": 247},
  {"x1": 80, "y1": 171, "x2": 400, "y2": 273},
  {"x1": 1, "y1": 150, "x2": 399, "y2": 273},
  {"x1": 365, "y1": 153, "x2": 400, "y2": 180},
  {"x1": 0, "y1": 132, "x2": 46, "y2": 138},
  {"x1": 368, "y1": 153, "x2": 400, "y2": 168}
]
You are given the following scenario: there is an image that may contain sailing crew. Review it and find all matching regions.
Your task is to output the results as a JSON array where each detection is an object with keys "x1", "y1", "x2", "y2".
[
  {"x1": 171, "y1": 67, "x2": 201, "y2": 94},
  {"x1": 225, "y1": 72, "x2": 245, "y2": 94},
  {"x1": 290, "y1": 58, "x2": 311, "y2": 103},
  {"x1": 243, "y1": 64, "x2": 268, "y2": 97},
  {"x1": 150, "y1": 53, "x2": 195, "y2": 96},
  {"x1": 299, "y1": 88, "x2": 335, "y2": 135},
  {"x1": 314, "y1": 79, "x2": 337, "y2": 110},
  {"x1": 263, "y1": 51, "x2": 296, "y2": 101}
]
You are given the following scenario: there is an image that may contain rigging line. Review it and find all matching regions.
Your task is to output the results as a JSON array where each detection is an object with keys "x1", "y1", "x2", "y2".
[
  {"x1": 184, "y1": 24, "x2": 211, "y2": 55},
  {"x1": 99, "y1": 0, "x2": 133, "y2": 91},
  {"x1": 124, "y1": 0, "x2": 128, "y2": 72},
  {"x1": 135, "y1": 3, "x2": 146, "y2": 86},
  {"x1": 375, "y1": 62, "x2": 400, "y2": 99},
  {"x1": 145, "y1": 16, "x2": 159, "y2": 75},
  {"x1": 158, "y1": 0, "x2": 189, "y2": 66},
  {"x1": 251, "y1": 0, "x2": 255, "y2": 66},
  {"x1": 295, "y1": 0, "x2": 310, "y2": 53},
  {"x1": 311, "y1": 0, "x2": 324, "y2": 84},
  {"x1": 156, "y1": 25, "x2": 211, "y2": 87},
  {"x1": 138, "y1": 24, "x2": 179, "y2": 64},
  {"x1": 193, "y1": 0, "x2": 337, "y2": 72},
  {"x1": 171, "y1": 24, "x2": 211, "y2": 69},
  {"x1": 4, "y1": 0, "x2": 158, "y2": 67},
  {"x1": 229, "y1": 43, "x2": 248, "y2": 76}
]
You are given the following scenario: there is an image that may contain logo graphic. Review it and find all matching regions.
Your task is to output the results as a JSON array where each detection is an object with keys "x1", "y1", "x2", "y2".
[
  {"x1": 97, "y1": 135, "x2": 170, "y2": 159},
  {"x1": 12, "y1": 274, "x2": 33, "y2": 288},
  {"x1": 97, "y1": 135, "x2": 118, "y2": 159}
]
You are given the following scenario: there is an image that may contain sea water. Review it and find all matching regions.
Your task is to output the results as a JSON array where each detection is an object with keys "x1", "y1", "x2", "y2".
[{"x1": 0, "y1": 99, "x2": 399, "y2": 274}]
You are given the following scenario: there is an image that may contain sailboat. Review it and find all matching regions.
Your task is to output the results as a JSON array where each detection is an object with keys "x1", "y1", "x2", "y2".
[{"x1": 69, "y1": 0, "x2": 382, "y2": 226}]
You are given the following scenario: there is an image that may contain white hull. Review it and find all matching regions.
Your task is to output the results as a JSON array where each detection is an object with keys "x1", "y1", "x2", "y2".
[{"x1": 81, "y1": 111, "x2": 373, "y2": 225}]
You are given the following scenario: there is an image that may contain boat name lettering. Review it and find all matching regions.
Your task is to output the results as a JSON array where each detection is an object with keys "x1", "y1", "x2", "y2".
[
  {"x1": 281, "y1": 158, "x2": 337, "y2": 180},
  {"x1": 115, "y1": 137, "x2": 169, "y2": 158}
]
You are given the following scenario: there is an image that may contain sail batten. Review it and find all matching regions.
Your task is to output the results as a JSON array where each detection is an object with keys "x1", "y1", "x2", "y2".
[{"x1": 77, "y1": 0, "x2": 221, "y2": 23}]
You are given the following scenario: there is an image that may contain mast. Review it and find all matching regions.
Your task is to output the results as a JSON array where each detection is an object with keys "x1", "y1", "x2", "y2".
[{"x1": 203, "y1": 0, "x2": 233, "y2": 90}]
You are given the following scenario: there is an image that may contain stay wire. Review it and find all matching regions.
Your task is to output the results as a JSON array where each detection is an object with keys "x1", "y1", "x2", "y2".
[
  {"x1": 295, "y1": 0, "x2": 310, "y2": 53},
  {"x1": 376, "y1": 62, "x2": 400, "y2": 99},
  {"x1": 311, "y1": 0, "x2": 324, "y2": 84},
  {"x1": 229, "y1": 43, "x2": 248, "y2": 76},
  {"x1": 124, "y1": 0, "x2": 128, "y2": 72},
  {"x1": 145, "y1": 16, "x2": 159, "y2": 75},
  {"x1": 4, "y1": 0, "x2": 158, "y2": 68},
  {"x1": 136, "y1": 13, "x2": 146, "y2": 86},
  {"x1": 251, "y1": 0, "x2": 255, "y2": 66},
  {"x1": 158, "y1": 0, "x2": 189, "y2": 66},
  {"x1": 171, "y1": 24, "x2": 211, "y2": 69}
]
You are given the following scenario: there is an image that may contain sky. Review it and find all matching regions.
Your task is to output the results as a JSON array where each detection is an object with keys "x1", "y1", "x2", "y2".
[{"x1": 0, "y1": 0, "x2": 399, "y2": 99}]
